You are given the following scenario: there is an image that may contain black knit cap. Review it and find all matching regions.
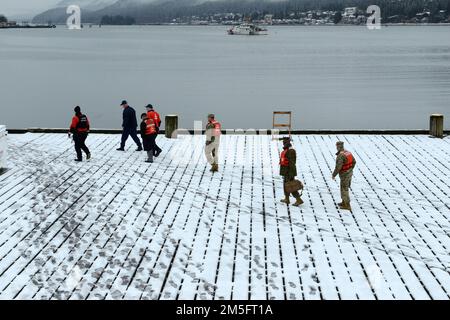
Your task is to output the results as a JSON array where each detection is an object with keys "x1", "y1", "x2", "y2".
[{"x1": 74, "y1": 106, "x2": 81, "y2": 113}]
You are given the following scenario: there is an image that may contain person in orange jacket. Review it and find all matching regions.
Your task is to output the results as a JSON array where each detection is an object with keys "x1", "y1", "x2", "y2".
[
  {"x1": 69, "y1": 106, "x2": 91, "y2": 162},
  {"x1": 332, "y1": 141, "x2": 356, "y2": 211},
  {"x1": 279, "y1": 137, "x2": 303, "y2": 206},
  {"x1": 145, "y1": 104, "x2": 162, "y2": 157},
  {"x1": 146, "y1": 104, "x2": 162, "y2": 129},
  {"x1": 140, "y1": 113, "x2": 157, "y2": 163}
]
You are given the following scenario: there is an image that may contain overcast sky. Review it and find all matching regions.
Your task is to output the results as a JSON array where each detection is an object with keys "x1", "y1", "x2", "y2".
[{"x1": 1, "y1": 0, "x2": 61, "y2": 17}]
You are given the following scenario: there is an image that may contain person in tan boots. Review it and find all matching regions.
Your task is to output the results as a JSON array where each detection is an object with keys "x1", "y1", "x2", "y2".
[
  {"x1": 205, "y1": 114, "x2": 221, "y2": 173},
  {"x1": 280, "y1": 137, "x2": 303, "y2": 206},
  {"x1": 332, "y1": 141, "x2": 356, "y2": 211}
]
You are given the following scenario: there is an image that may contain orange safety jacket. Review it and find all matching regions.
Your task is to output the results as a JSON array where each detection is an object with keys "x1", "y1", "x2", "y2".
[
  {"x1": 280, "y1": 149, "x2": 289, "y2": 167},
  {"x1": 147, "y1": 111, "x2": 161, "y2": 127},
  {"x1": 341, "y1": 151, "x2": 354, "y2": 172},
  {"x1": 144, "y1": 118, "x2": 157, "y2": 135}
]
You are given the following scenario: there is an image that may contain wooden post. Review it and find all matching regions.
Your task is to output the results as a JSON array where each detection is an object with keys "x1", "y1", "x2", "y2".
[
  {"x1": 165, "y1": 115, "x2": 178, "y2": 139},
  {"x1": 430, "y1": 114, "x2": 444, "y2": 138}
]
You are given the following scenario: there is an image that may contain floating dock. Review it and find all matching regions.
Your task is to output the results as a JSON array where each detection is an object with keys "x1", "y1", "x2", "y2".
[{"x1": 0, "y1": 133, "x2": 448, "y2": 299}]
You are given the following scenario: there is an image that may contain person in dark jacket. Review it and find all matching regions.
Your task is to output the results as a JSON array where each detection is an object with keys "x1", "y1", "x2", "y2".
[
  {"x1": 69, "y1": 106, "x2": 91, "y2": 162},
  {"x1": 117, "y1": 100, "x2": 143, "y2": 151},
  {"x1": 140, "y1": 113, "x2": 157, "y2": 163}
]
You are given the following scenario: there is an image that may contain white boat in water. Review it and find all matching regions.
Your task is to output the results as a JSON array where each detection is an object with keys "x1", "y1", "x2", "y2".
[{"x1": 227, "y1": 23, "x2": 268, "y2": 35}]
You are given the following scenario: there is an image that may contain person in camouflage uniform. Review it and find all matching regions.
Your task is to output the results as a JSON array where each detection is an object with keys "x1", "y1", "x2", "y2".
[
  {"x1": 332, "y1": 141, "x2": 356, "y2": 211},
  {"x1": 280, "y1": 137, "x2": 303, "y2": 206},
  {"x1": 205, "y1": 114, "x2": 221, "y2": 173}
]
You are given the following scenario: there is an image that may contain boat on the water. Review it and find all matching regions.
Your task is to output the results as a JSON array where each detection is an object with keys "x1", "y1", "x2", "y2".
[{"x1": 227, "y1": 23, "x2": 268, "y2": 35}]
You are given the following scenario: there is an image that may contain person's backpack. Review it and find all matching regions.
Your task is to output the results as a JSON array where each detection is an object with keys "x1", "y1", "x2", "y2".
[{"x1": 77, "y1": 114, "x2": 89, "y2": 131}]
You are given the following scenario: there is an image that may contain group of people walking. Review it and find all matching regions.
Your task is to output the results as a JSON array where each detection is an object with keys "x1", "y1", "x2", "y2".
[
  {"x1": 69, "y1": 101, "x2": 163, "y2": 163},
  {"x1": 69, "y1": 105, "x2": 355, "y2": 211},
  {"x1": 115, "y1": 100, "x2": 163, "y2": 163}
]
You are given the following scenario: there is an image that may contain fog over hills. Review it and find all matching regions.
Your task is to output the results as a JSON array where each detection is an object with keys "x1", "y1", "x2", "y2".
[
  {"x1": 32, "y1": 0, "x2": 253, "y2": 23},
  {"x1": 56, "y1": 0, "x2": 119, "y2": 11},
  {"x1": 31, "y1": 0, "x2": 450, "y2": 24}
]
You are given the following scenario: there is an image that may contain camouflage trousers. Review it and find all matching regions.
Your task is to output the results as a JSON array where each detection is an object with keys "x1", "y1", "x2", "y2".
[
  {"x1": 205, "y1": 139, "x2": 220, "y2": 165},
  {"x1": 339, "y1": 169, "x2": 353, "y2": 204}
]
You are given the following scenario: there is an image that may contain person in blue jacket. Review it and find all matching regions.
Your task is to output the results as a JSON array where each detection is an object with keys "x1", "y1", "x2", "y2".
[{"x1": 117, "y1": 100, "x2": 143, "y2": 151}]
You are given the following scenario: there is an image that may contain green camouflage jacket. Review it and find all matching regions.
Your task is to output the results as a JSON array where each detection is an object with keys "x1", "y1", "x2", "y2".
[{"x1": 280, "y1": 148, "x2": 297, "y2": 179}]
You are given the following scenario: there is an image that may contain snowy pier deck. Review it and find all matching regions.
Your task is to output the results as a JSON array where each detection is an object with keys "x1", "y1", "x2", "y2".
[{"x1": 0, "y1": 133, "x2": 449, "y2": 300}]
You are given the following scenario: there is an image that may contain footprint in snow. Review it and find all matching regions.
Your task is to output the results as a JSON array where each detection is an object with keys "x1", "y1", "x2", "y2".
[
  {"x1": 309, "y1": 286, "x2": 317, "y2": 295},
  {"x1": 269, "y1": 284, "x2": 279, "y2": 290},
  {"x1": 111, "y1": 290, "x2": 122, "y2": 300}
]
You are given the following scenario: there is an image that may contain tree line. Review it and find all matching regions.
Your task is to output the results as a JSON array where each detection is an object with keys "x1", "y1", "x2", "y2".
[
  {"x1": 32, "y1": 0, "x2": 450, "y2": 24},
  {"x1": 101, "y1": 0, "x2": 450, "y2": 23},
  {"x1": 100, "y1": 15, "x2": 136, "y2": 25}
]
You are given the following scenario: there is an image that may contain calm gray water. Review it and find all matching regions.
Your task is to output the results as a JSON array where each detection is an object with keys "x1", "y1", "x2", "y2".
[{"x1": 1, "y1": 25, "x2": 449, "y2": 130}]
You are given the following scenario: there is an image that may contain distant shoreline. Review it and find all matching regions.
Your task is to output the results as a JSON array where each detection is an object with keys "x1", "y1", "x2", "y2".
[
  {"x1": 3, "y1": 23, "x2": 449, "y2": 29},
  {"x1": 65, "y1": 23, "x2": 450, "y2": 27},
  {"x1": 0, "y1": 25, "x2": 56, "y2": 29}
]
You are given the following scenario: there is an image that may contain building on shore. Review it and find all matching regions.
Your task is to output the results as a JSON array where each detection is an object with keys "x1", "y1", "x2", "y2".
[{"x1": 0, "y1": 21, "x2": 17, "y2": 28}]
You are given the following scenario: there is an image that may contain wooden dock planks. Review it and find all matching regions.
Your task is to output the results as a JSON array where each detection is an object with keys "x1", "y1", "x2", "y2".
[{"x1": 0, "y1": 133, "x2": 448, "y2": 300}]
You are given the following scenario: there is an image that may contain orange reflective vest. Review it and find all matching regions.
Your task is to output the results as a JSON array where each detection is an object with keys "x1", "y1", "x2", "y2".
[
  {"x1": 341, "y1": 151, "x2": 354, "y2": 172},
  {"x1": 210, "y1": 120, "x2": 221, "y2": 136},
  {"x1": 145, "y1": 118, "x2": 157, "y2": 135},
  {"x1": 280, "y1": 149, "x2": 289, "y2": 167},
  {"x1": 147, "y1": 111, "x2": 161, "y2": 127}
]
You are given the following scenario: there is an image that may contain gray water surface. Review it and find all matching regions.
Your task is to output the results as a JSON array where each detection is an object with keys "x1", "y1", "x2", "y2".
[{"x1": 1, "y1": 25, "x2": 449, "y2": 130}]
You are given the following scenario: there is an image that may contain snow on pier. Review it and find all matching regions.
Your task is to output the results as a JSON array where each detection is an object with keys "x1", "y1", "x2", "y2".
[{"x1": 0, "y1": 133, "x2": 449, "y2": 300}]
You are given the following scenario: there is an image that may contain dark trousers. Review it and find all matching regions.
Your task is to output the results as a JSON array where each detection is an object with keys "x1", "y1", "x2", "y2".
[
  {"x1": 153, "y1": 133, "x2": 162, "y2": 155},
  {"x1": 121, "y1": 127, "x2": 142, "y2": 149},
  {"x1": 73, "y1": 132, "x2": 90, "y2": 160},
  {"x1": 143, "y1": 134, "x2": 157, "y2": 152}
]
